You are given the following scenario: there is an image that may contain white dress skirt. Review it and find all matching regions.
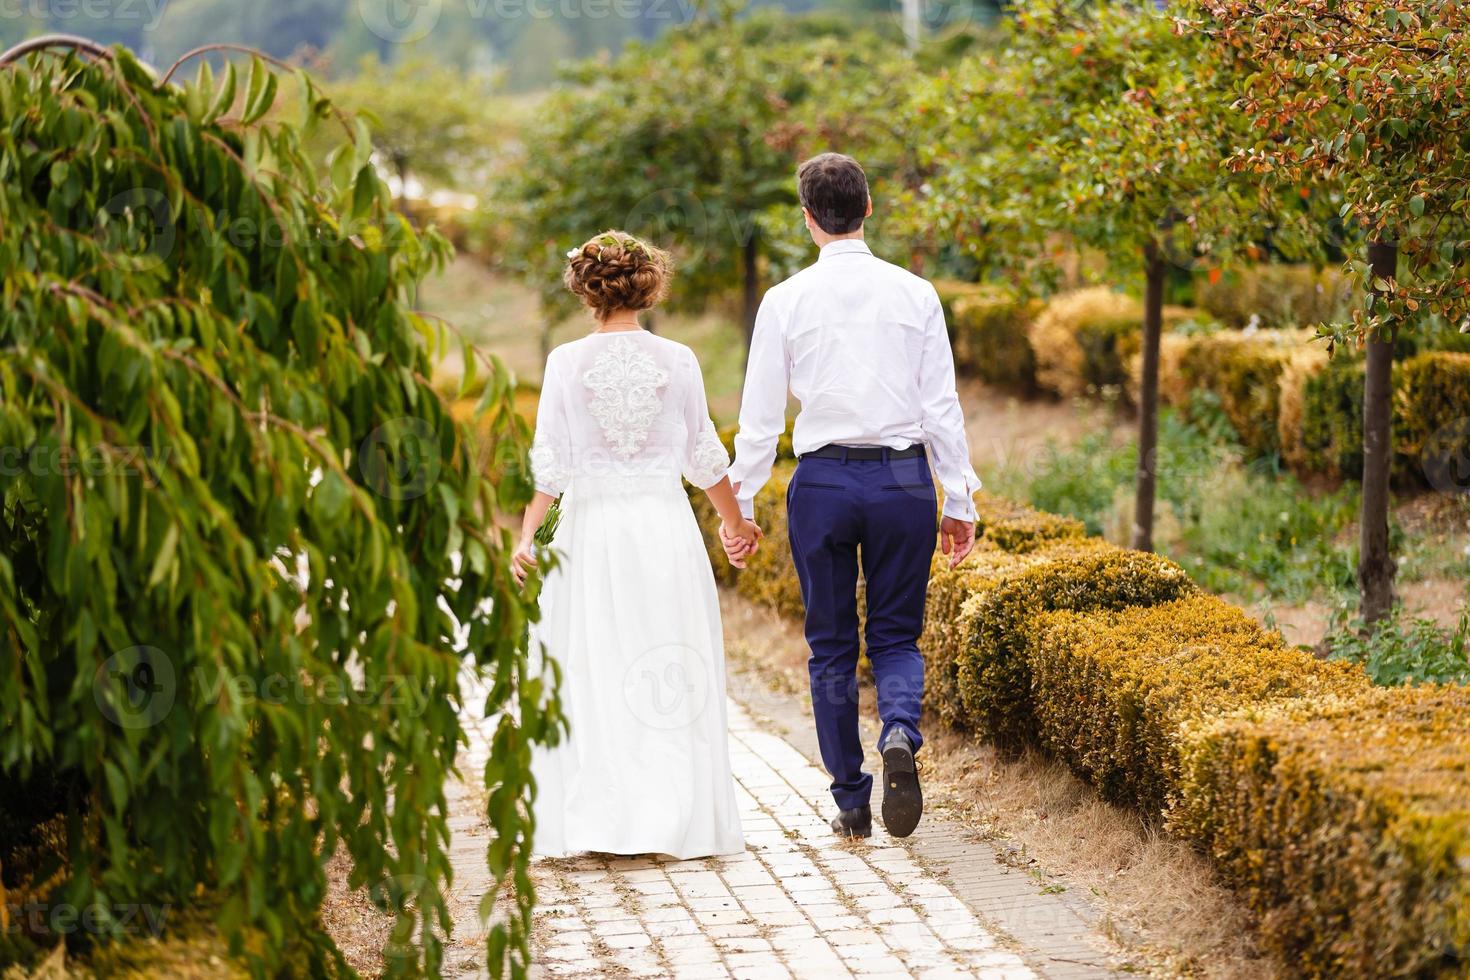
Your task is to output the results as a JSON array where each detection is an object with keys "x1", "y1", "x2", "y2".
[{"x1": 527, "y1": 332, "x2": 745, "y2": 860}]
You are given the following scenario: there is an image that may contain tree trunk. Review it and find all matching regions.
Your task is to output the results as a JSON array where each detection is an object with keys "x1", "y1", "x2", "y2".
[
  {"x1": 741, "y1": 236, "x2": 760, "y2": 353},
  {"x1": 1131, "y1": 242, "x2": 1166, "y2": 553},
  {"x1": 1359, "y1": 240, "x2": 1399, "y2": 627}
]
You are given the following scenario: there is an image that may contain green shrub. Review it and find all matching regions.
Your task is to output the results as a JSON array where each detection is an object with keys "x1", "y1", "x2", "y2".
[
  {"x1": 942, "y1": 543, "x2": 1197, "y2": 749},
  {"x1": 716, "y1": 421, "x2": 795, "y2": 465},
  {"x1": 1397, "y1": 351, "x2": 1470, "y2": 489},
  {"x1": 1173, "y1": 685, "x2": 1470, "y2": 977},
  {"x1": 951, "y1": 289, "x2": 1037, "y2": 388},
  {"x1": 1280, "y1": 355, "x2": 1366, "y2": 480},
  {"x1": 1195, "y1": 264, "x2": 1354, "y2": 329},
  {"x1": 934, "y1": 278, "x2": 994, "y2": 333},
  {"x1": 733, "y1": 467, "x2": 806, "y2": 619},
  {"x1": 1326, "y1": 608, "x2": 1470, "y2": 686},
  {"x1": 1031, "y1": 596, "x2": 1366, "y2": 815},
  {"x1": 1174, "y1": 330, "x2": 1318, "y2": 458},
  {"x1": 1398, "y1": 319, "x2": 1470, "y2": 356}
]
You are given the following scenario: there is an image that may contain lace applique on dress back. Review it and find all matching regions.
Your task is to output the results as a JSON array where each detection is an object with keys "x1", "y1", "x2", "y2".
[{"x1": 581, "y1": 336, "x2": 670, "y2": 460}]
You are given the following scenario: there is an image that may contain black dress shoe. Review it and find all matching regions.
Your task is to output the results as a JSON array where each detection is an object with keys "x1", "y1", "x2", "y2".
[
  {"x1": 830, "y1": 805, "x2": 872, "y2": 839},
  {"x1": 880, "y1": 728, "x2": 923, "y2": 838}
]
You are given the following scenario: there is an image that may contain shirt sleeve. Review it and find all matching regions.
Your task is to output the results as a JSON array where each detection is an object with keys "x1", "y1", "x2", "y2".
[
  {"x1": 528, "y1": 349, "x2": 573, "y2": 497},
  {"x1": 680, "y1": 348, "x2": 731, "y2": 490},
  {"x1": 727, "y1": 292, "x2": 789, "y2": 520},
  {"x1": 918, "y1": 285, "x2": 982, "y2": 521}
]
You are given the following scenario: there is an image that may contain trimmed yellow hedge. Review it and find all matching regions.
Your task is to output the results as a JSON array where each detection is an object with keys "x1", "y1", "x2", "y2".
[
  {"x1": 1029, "y1": 288, "x2": 1198, "y2": 400},
  {"x1": 951, "y1": 289, "x2": 1038, "y2": 389},
  {"x1": 1173, "y1": 685, "x2": 1470, "y2": 977},
  {"x1": 921, "y1": 541, "x2": 1106, "y2": 731},
  {"x1": 1195, "y1": 264, "x2": 1353, "y2": 330},
  {"x1": 974, "y1": 492, "x2": 1085, "y2": 553},
  {"x1": 1030, "y1": 596, "x2": 1366, "y2": 815},
  {"x1": 924, "y1": 541, "x2": 1198, "y2": 747}
]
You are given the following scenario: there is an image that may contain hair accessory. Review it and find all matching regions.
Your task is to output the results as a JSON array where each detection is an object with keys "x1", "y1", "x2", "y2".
[{"x1": 566, "y1": 247, "x2": 578, "y2": 259}]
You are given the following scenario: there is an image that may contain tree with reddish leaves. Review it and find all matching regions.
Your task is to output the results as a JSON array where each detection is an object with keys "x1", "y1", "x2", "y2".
[
  {"x1": 910, "y1": 1, "x2": 1317, "y2": 552},
  {"x1": 1204, "y1": 0, "x2": 1470, "y2": 625}
]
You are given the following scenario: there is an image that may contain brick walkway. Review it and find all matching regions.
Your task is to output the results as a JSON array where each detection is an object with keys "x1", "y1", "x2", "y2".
[
  {"x1": 526, "y1": 700, "x2": 1035, "y2": 979},
  {"x1": 445, "y1": 633, "x2": 1120, "y2": 979}
]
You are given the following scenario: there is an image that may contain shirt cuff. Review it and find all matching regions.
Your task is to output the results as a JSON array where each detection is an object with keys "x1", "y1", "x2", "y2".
[
  {"x1": 941, "y1": 496, "x2": 976, "y2": 523},
  {"x1": 738, "y1": 496, "x2": 755, "y2": 521}
]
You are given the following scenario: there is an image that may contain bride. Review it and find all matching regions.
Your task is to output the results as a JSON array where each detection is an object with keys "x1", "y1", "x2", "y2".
[{"x1": 512, "y1": 230, "x2": 759, "y2": 860}]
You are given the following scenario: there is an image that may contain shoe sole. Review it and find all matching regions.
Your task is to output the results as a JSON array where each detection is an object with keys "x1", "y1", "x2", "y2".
[{"x1": 881, "y1": 743, "x2": 923, "y2": 838}]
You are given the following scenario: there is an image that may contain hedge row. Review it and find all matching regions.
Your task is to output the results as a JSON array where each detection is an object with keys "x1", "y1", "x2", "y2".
[
  {"x1": 696, "y1": 479, "x2": 1469, "y2": 975},
  {"x1": 1194, "y1": 264, "x2": 1354, "y2": 330},
  {"x1": 1175, "y1": 686, "x2": 1470, "y2": 977},
  {"x1": 1143, "y1": 335, "x2": 1470, "y2": 483}
]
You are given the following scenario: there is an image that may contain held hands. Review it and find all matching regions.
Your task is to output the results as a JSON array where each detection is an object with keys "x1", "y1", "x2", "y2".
[
  {"x1": 939, "y1": 516, "x2": 976, "y2": 569},
  {"x1": 719, "y1": 518, "x2": 763, "y2": 569}
]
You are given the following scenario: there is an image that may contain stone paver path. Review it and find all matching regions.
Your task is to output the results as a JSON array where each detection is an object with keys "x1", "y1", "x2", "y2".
[
  {"x1": 528, "y1": 701, "x2": 1033, "y2": 980},
  {"x1": 446, "y1": 645, "x2": 1119, "y2": 979}
]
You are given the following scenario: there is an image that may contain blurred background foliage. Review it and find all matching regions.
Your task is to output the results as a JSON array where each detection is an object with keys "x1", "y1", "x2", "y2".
[{"x1": 0, "y1": 0, "x2": 1008, "y2": 91}]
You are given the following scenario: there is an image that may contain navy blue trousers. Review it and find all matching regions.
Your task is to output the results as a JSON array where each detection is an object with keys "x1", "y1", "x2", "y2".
[{"x1": 786, "y1": 451, "x2": 937, "y2": 812}]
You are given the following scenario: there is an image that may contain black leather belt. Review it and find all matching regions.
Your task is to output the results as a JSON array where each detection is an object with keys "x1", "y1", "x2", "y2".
[{"x1": 800, "y1": 444, "x2": 926, "y2": 461}]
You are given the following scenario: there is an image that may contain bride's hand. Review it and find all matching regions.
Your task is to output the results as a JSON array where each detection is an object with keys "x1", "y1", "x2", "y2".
[
  {"x1": 720, "y1": 518, "x2": 762, "y2": 569},
  {"x1": 512, "y1": 536, "x2": 537, "y2": 584}
]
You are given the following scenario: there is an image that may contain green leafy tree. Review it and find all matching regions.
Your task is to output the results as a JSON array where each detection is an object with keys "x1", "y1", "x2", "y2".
[
  {"x1": 1205, "y1": 0, "x2": 1470, "y2": 624},
  {"x1": 502, "y1": 8, "x2": 898, "y2": 347},
  {"x1": 0, "y1": 41, "x2": 559, "y2": 977},
  {"x1": 910, "y1": 0, "x2": 1317, "y2": 551},
  {"x1": 327, "y1": 56, "x2": 508, "y2": 206}
]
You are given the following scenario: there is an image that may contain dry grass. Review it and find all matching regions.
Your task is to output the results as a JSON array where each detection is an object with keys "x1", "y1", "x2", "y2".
[
  {"x1": 720, "y1": 591, "x2": 1280, "y2": 979},
  {"x1": 319, "y1": 845, "x2": 396, "y2": 979}
]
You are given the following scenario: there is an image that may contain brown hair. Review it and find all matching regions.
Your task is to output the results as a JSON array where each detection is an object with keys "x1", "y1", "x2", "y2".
[
  {"x1": 563, "y1": 230, "x2": 672, "y2": 320},
  {"x1": 797, "y1": 153, "x2": 869, "y2": 235}
]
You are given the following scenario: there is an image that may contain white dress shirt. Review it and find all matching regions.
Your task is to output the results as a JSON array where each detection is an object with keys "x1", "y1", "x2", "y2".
[{"x1": 728, "y1": 239, "x2": 981, "y2": 522}]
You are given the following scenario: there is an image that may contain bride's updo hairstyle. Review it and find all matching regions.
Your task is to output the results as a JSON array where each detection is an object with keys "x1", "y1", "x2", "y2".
[{"x1": 563, "y1": 230, "x2": 672, "y2": 320}]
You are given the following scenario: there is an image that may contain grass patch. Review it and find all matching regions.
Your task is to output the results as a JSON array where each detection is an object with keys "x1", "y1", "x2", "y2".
[{"x1": 989, "y1": 398, "x2": 1359, "y2": 604}]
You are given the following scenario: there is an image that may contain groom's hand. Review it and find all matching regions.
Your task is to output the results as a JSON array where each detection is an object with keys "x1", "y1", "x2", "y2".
[
  {"x1": 720, "y1": 521, "x2": 762, "y2": 569},
  {"x1": 939, "y1": 517, "x2": 976, "y2": 568}
]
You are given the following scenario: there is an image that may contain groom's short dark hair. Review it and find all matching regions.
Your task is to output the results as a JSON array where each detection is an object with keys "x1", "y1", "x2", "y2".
[{"x1": 797, "y1": 153, "x2": 869, "y2": 235}]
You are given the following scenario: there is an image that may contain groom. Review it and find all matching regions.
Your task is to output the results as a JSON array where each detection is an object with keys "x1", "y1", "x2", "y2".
[{"x1": 723, "y1": 153, "x2": 981, "y2": 839}]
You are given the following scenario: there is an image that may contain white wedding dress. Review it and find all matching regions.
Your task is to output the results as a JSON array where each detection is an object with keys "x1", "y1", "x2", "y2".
[{"x1": 527, "y1": 331, "x2": 745, "y2": 860}]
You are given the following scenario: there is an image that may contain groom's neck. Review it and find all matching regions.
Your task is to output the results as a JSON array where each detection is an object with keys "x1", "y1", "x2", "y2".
[{"x1": 811, "y1": 227, "x2": 865, "y2": 249}]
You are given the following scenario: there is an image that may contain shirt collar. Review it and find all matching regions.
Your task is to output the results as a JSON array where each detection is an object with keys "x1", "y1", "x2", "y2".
[{"x1": 817, "y1": 239, "x2": 873, "y2": 260}]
